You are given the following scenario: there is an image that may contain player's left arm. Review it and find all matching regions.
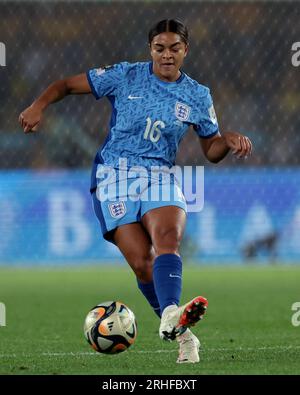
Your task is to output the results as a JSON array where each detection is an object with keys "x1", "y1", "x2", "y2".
[{"x1": 200, "y1": 131, "x2": 253, "y2": 163}]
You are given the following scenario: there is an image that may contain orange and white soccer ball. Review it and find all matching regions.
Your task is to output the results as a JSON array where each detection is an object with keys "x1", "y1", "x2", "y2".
[{"x1": 83, "y1": 301, "x2": 137, "y2": 354}]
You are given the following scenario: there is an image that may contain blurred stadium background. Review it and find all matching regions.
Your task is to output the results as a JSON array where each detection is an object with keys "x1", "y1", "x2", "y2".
[{"x1": 0, "y1": 0, "x2": 300, "y2": 265}]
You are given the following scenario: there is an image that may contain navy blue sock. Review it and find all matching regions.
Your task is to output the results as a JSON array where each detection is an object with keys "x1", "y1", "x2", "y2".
[
  {"x1": 137, "y1": 279, "x2": 161, "y2": 318},
  {"x1": 153, "y1": 253, "x2": 182, "y2": 313}
]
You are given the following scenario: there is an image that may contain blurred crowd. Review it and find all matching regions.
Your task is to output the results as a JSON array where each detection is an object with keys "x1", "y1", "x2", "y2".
[{"x1": 0, "y1": 0, "x2": 299, "y2": 169}]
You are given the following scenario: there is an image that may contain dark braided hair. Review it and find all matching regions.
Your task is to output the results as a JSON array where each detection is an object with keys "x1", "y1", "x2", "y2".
[{"x1": 148, "y1": 19, "x2": 189, "y2": 45}]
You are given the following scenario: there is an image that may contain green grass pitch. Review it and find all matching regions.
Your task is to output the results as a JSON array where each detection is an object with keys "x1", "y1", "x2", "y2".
[{"x1": 0, "y1": 265, "x2": 299, "y2": 375}]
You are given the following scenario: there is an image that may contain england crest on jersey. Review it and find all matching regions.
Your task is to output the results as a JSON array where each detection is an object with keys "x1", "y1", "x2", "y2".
[
  {"x1": 175, "y1": 102, "x2": 191, "y2": 122},
  {"x1": 108, "y1": 201, "x2": 126, "y2": 219}
]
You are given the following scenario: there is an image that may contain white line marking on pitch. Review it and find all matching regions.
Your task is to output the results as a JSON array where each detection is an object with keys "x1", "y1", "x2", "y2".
[{"x1": 0, "y1": 345, "x2": 299, "y2": 358}]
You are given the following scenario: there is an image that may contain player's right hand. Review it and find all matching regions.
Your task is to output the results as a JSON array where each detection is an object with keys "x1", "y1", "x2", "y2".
[{"x1": 19, "y1": 104, "x2": 42, "y2": 133}]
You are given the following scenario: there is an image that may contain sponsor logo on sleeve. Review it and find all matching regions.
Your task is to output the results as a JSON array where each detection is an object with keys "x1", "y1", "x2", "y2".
[
  {"x1": 96, "y1": 67, "x2": 106, "y2": 76},
  {"x1": 96, "y1": 65, "x2": 114, "y2": 75},
  {"x1": 208, "y1": 105, "x2": 217, "y2": 125}
]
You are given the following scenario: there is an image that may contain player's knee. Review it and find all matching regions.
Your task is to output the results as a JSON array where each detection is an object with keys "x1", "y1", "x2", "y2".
[
  {"x1": 128, "y1": 251, "x2": 154, "y2": 282},
  {"x1": 153, "y1": 227, "x2": 182, "y2": 255},
  {"x1": 135, "y1": 267, "x2": 153, "y2": 283},
  {"x1": 134, "y1": 263, "x2": 153, "y2": 283}
]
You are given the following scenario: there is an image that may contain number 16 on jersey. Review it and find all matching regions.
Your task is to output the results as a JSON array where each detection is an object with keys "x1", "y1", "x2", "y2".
[{"x1": 143, "y1": 117, "x2": 165, "y2": 143}]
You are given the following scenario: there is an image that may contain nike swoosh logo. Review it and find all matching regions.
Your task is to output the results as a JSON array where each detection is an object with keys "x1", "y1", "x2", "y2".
[
  {"x1": 126, "y1": 324, "x2": 136, "y2": 338},
  {"x1": 128, "y1": 95, "x2": 143, "y2": 100},
  {"x1": 169, "y1": 274, "x2": 181, "y2": 278}
]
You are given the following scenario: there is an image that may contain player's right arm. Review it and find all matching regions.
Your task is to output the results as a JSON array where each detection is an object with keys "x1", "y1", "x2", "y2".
[{"x1": 19, "y1": 73, "x2": 91, "y2": 133}]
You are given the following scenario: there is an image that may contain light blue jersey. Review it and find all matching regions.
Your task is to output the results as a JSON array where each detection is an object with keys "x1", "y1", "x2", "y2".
[{"x1": 87, "y1": 61, "x2": 219, "y2": 192}]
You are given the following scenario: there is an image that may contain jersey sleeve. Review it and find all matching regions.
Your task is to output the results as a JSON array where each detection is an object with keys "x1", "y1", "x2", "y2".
[
  {"x1": 86, "y1": 62, "x2": 130, "y2": 99},
  {"x1": 193, "y1": 88, "x2": 219, "y2": 138}
]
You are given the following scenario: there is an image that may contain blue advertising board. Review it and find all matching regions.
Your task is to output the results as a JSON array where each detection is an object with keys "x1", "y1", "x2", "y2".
[{"x1": 0, "y1": 168, "x2": 299, "y2": 265}]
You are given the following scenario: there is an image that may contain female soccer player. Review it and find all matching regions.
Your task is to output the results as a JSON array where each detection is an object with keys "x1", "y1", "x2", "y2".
[{"x1": 19, "y1": 19, "x2": 252, "y2": 363}]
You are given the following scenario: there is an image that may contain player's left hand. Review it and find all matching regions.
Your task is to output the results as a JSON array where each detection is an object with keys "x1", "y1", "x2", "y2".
[
  {"x1": 223, "y1": 131, "x2": 252, "y2": 159},
  {"x1": 19, "y1": 104, "x2": 42, "y2": 133}
]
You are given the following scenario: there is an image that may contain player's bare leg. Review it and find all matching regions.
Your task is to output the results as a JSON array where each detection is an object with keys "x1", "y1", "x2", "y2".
[
  {"x1": 142, "y1": 205, "x2": 186, "y2": 257},
  {"x1": 114, "y1": 222, "x2": 155, "y2": 283},
  {"x1": 114, "y1": 223, "x2": 161, "y2": 317}
]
